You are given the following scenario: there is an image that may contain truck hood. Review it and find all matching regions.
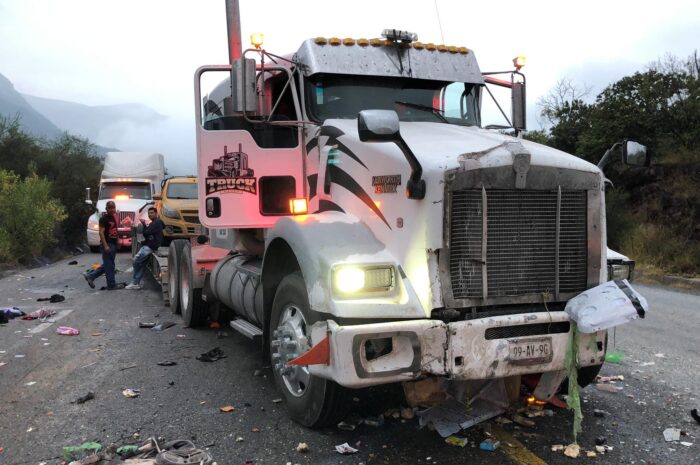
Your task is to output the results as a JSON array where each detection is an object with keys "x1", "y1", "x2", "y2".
[{"x1": 325, "y1": 119, "x2": 601, "y2": 176}]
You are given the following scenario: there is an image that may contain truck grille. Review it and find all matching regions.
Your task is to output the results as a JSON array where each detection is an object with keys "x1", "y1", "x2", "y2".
[
  {"x1": 449, "y1": 189, "x2": 587, "y2": 300},
  {"x1": 117, "y1": 211, "x2": 135, "y2": 227}
]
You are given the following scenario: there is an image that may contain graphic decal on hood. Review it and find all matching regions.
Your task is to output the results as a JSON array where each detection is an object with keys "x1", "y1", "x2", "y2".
[
  {"x1": 307, "y1": 174, "x2": 318, "y2": 199},
  {"x1": 313, "y1": 199, "x2": 345, "y2": 214},
  {"x1": 328, "y1": 164, "x2": 390, "y2": 229}
]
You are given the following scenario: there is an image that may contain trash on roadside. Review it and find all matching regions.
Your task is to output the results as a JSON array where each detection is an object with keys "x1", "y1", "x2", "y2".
[
  {"x1": 272, "y1": 398, "x2": 283, "y2": 403},
  {"x1": 196, "y1": 347, "x2": 226, "y2": 362},
  {"x1": 593, "y1": 409, "x2": 606, "y2": 418},
  {"x1": 116, "y1": 445, "x2": 138, "y2": 457},
  {"x1": 152, "y1": 321, "x2": 176, "y2": 331},
  {"x1": 63, "y1": 441, "x2": 102, "y2": 461},
  {"x1": 595, "y1": 436, "x2": 606, "y2": 446},
  {"x1": 605, "y1": 351, "x2": 624, "y2": 364},
  {"x1": 219, "y1": 406, "x2": 235, "y2": 412},
  {"x1": 595, "y1": 383, "x2": 622, "y2": 393},
  {"x1": 334, "y1": 442, "x2": 358, "y2": 455},
  {"x1": 138, "y1": 322, "x2": 156, "y2": 328},
  {"x1": 563, "y1": 443, "x2": 580, "y2": 458},
  {"x1": 122, "y1": 388, "x2": 140, "y2": 398},
  {"x1": 235, "y1": 437, "x2": 244, "y2": 442},
  {"x1": 21, "y1": 308, "x2": 56, "y2": 320},
  {"x1": 511, "y1": 414, "x2": 535, "y2": 427},
  {"x1": 586, "y1": 450, "x2": 597, "y2": 457},
  {"x1": 663, "y1": 428, "x2": 681, "y2": 442},
  {"x1": 337, "y1": 414, "x2": 362, "y2": 431},
  {"x1": 479, "y1": 439, "x2": 500, "y2": 451},
  {"x1": 91, "y1": 332, "x2": 104, "y2": 337},
  {"x1": 363, "y1": 414, "x2": 385, "y2": 427},
  {"x1": 445, "y1": 436, "x2": 468, "y2": 447},
  {"x1": 680, "y1": 441, "x2": 693, "y2": 447},
  {"x1": 597, "y1": 375, "x2": 624, "y2": 382},
  {"x1": 57, "y1": 326, "x2": 80, "y2": 336},
  {"x1": 157, "y1": 361, "x2": 177, "y2": 366},
  {"x1": 73, "y1": 392, "x2": 95, "y2": 404},
  {"x1": 37, "y1": 294, "x2": 65, "y2": 303},
  {"x1": 691, "y1": 408, "x2": 700, "y2": 425},
  {"x1": 551, "y1": 444, "x2": 565, "y2": 452},
  {"x1": 296, "y1": 442, "x2": 309, "y2": 453},
  {"x1": 68, "y1": 260, "x2": 78, "y2": 265},
  {"x1": 25, "y1": 381, "x2": 37, "y2": 386}
]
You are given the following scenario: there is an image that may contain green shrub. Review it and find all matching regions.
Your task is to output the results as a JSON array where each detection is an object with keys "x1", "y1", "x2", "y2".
[{"x1": 0, "y1": 169, "x2": 67, "y2": 264}]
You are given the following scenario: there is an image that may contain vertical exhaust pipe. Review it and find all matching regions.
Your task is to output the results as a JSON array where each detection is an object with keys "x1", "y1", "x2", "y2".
[{"x1": 225, "y1": 0, "x2": 242, "y2": 63}]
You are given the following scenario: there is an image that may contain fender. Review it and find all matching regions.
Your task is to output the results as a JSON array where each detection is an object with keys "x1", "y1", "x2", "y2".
[{"x1": 266, "y1": 212, "x2": 426, "y2": 319}]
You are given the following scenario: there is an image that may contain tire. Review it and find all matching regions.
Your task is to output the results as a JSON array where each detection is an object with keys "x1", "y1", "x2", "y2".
[
  {"x1": 167, "y1": 240, "x2": 187, "y2": 314},
  {"x1": 89, "y1": 245, "x2": 100, "y2": 253},
  {"x1": 180, "y1": 242, "x2": 208, "y2": 328},
  {"x1": 269, "y1": 272, "x2": 350, "y2": 428}
]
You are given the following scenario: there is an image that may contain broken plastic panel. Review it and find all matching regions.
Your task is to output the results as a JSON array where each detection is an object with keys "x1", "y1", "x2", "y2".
[{"x1": 565, "y1": 279, "x2": 648, "y2": 333}]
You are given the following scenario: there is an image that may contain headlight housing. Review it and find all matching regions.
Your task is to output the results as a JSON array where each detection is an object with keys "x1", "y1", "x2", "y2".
[
  {"x1": 88, "y1": 217, "x2": 99, "y2": 230},
  {"x1": 608, "y1": 261, "x2": 634, "y2": 281},
  {"x1": 332, "y1": 264, "x2": 396, "y2": 299},
  {"x1": 163, "y1": 206, "x2": 181, "y2": 219}
]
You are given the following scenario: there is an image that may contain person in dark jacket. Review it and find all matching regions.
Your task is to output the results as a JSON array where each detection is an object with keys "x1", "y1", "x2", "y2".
[
  {"x1": 84, "y1": 201, "x2": 121, "y2": 290},
  {"x1": 126, "y1": 207, "x2": 164, "y2": 290}
]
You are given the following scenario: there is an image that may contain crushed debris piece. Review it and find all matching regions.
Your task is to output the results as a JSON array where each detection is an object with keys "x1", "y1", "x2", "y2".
[
  {"x1": 139, "y1": 322, "x2": 156, "y2": 328},
  {"x1": 595, "y1": 383, "x2": 622, "y2": 393},
  {"x1": 595, "y1": 436, "x2": 606, "y2": 446},
  {"x1": 564, "y1": 443, "x2": 580, "y2": 458},
  {"x1": 593, "y1": 409, "x2": 606, "y2": 418},
  {"x1": 495, "y1": 416, "x2": 512, "y2": 424},
  {"x1": 664, "y1": 428, "x2": 681, "y2": 442},
  {"x1": 122, "y1": 388, "x2": 140, "y2": 398},
  {"x1": 680, "y1": 441, "x2": 693, "y2": 447},
  {"x1": 445, "y1": 436, "x2": 468, "y2": 447},
  {"x1": 640, "y1": 361, "x2": 655, "y2": 366},
  {"x1": 586, "y1": 450, "x2": 597, "y2": 457},
  {"x1": 157, "y1": 361, "x2": 177, "y2": 366},
  {"x1": 73, "y1": 392, "x2": 95, "y2": 404},
  {"x1": 235, "y1": 437, "x2": 244, "y2": 442},
  {"x1": 56, "y1": 326, "x2": 80, "y2": 336},
  {"x1": 338, "y1": 414, "x2": 362, "y2": 431},
  {"x1": 219, "y1": 406, "x2": 235, "y2": 413},
  {"x1": 401, "y1": 407, "x2": 415, "y2": 420},
  {"x1": 363, "y1": 415, "x2": 384, "y2": 427},
  {"x1": 551, "y1": 445, "x2": 565, "y2": 452},
  {"x1": 479, "y1": 439, "x2": 499, "y2": 451},
  {"x1": 597, "y1": 375, "x2": 624, "y2": 382},
  {"x1": 91, "y1": 332, "x2": 104, "y2": 337},
  {"x1": 335, "y1": 442, "x2": 358, "y2": 455},
  {"x1": 595, "y1": 445, "x2": 605, "y2": 453},
  {"x1": 196, "y1": 347, "x2": 226, "y2": 362},
  {"x1": 605, "y1": 351, "x2": 623, "y2": 364},
  {"x1": 654, "y1": 353, "x2": 666, "y2": 358},
  {"x1": 511, "y1": 414, "x2": 535, "y2": 427},
  {"x1": 25, "y1": 381, "x2": 36, "y2": 386},
  {"x1": 296, "y1": 442, "x2": 309, "y2": 453},
  {"x1": 272, "y1": 398, "x2": 283, "y2": 403},
  {"x1": 251, "y1": 427, "x2": 260, "y2": 432}
]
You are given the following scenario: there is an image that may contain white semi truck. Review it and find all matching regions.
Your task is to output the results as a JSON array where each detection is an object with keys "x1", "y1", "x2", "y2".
[
  {"x1": 158, "y1": 1, "x2": 647, "y2": 428},
  {"x1": 86, "y1": 152, "x2": 165, "y2": 251}
]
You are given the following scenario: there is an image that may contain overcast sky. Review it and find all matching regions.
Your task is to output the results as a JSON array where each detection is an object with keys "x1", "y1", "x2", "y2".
[{"x1": 1, "y1": 0, "x2": 698, "y2": 174}]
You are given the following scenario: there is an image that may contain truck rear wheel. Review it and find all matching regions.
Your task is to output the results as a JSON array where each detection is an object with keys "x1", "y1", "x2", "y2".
[
  {"x1": 180, "y1": 242, "x2": 208, "y2": 328},
  {"x1": 167, "y1": 240, "x2": 187, "y2": 314},
  {"x1": 269, "y1": 272, "x2": 350, "y2": 428}
]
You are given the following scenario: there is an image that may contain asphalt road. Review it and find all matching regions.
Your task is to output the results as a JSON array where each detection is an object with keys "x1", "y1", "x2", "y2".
[{"x1": 0, "y1": 254, "x2": 698, "y2": 465}]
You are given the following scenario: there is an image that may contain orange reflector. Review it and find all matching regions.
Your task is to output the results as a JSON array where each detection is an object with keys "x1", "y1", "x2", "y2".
[
  {"x1": 114, "y1": 194, "x2": 129, "y2": 200},
  {"x1": 287, "y1": 336, "x2": 330, "y2": 366},
  {"x1": 289, "y1": 198, "x2": 308, "y2": 215}
]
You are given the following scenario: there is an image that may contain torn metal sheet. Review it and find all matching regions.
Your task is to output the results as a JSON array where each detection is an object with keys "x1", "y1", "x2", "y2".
[{"x1": 565, "y1": 279, "x2": 648, "y2": 333}]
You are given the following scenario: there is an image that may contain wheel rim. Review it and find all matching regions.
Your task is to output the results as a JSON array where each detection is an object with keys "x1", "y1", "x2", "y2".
[
  {"x1": 169, "y1": 258, "x2": 177, "y2": 304},
  {"x1": 180, "y1": 258, "x2": 189, "y2": 311},
  {"x1": 272, "y1": 304, "x2": 311, "y2": 397}
]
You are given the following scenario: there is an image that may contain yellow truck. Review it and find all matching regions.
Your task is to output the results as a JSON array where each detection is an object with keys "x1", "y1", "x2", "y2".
[{"x1": 153, "y1": 176, "x2": 201, "y2": 243}]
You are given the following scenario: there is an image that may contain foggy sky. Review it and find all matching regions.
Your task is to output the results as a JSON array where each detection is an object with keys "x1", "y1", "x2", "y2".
[{"x1": 1, "y1": 0, "x2": 698, "y2": 174}]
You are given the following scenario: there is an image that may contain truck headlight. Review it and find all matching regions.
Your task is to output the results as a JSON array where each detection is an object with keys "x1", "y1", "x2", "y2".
[
  {"x1": 163, "y1": 206, "x2": 181, "y2": 219},
  {"x1": 88, "y1": 218, "x2": 99, "y2": 230},
  {"x1": 332, "y1": 265, "x2": 395, "y2": 297},
  {"x1": 608, "y1": 262, "x2": 634, "y2": 281}
]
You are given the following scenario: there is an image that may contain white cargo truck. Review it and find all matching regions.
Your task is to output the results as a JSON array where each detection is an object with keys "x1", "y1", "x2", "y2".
[
  {"x1": 155, "y1": 1, "x2": 648, "y2": 428},
  {"x1": 86, "y1": 152, "x2": 165, "y2": 251}
]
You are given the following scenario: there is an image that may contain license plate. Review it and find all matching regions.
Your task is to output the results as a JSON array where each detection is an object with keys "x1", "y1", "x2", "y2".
[{"x1": 507, "y1": 337, "x2": 553, "y2": 365}]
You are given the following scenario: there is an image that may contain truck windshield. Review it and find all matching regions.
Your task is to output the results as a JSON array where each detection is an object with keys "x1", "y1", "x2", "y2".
[
  {"x1": 305, "y1": 74, "x2": 481, "y2": 127},
  {"x1": 166, "y1": 182, "x2": 198, "y2": 199},
  {"x1": 99, "y1": 182, "x2": 151, "y2": 200}
]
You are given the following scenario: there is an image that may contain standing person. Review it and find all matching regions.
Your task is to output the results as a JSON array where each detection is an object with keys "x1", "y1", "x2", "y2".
[
  {"x1": 126, "y1": 207, "x2": 164, "y2": 290},
  {"x1": 84, "y1": 201, "x2": 122, "y2": 290}
]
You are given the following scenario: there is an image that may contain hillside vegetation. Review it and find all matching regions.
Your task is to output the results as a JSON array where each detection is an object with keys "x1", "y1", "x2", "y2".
[{"x1": 529, "y1": 52, "x2": 700, "y2": 275}]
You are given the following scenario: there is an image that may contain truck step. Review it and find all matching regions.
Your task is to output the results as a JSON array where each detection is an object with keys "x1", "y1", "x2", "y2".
[{"x1": 230, "y1": 318, "x2": 263, "y2": 340}]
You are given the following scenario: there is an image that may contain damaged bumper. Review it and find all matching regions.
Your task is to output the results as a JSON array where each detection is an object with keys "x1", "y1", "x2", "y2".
[{"x1": 307, "y1": 312, "x2": 605, "y2": 388}]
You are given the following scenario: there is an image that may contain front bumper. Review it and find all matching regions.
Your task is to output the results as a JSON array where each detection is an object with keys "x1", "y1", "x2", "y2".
[{"x1": 307, "y1": 311, "x2": 605, "y2": 388}]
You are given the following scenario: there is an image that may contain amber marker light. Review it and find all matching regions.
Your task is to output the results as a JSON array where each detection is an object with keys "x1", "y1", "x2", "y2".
[
  {"x1": 251, "y1": 33, "x2": 264, "y2": 49},
  {"x1": 513, "y1": 55, "x2": 526, "y2": 70},
  {"x1": 114, "y1": 194, "x2": 129, "y2": 200},
  {"x1": 289, "y1": 198, "x2": 308, "y2": 215}
]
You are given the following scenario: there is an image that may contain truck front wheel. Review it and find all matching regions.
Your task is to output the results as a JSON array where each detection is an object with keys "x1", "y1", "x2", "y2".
[
  {"x1": 167, "y1": 240, "x2": 187, "y2": 314},
  {"x1": 269, "y1": 272, "x2": 350, "y2": 428},
  {"x1": 180, "y1": 242, "x2": 208, "y2": 328}
]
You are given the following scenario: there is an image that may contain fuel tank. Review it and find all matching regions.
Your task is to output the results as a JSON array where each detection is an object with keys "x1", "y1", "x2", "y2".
[{"x1": 210, "y1": 254, "x2": 263, "y2": 326}]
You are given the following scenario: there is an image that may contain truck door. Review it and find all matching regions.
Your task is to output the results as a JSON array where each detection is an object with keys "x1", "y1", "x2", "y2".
[{"x1": 195, "y1": 63, "x2": 305, "y2": 229}]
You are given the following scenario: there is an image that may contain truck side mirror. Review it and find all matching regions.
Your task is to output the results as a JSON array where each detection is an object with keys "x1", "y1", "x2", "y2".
[
  {"x1": 511, "y1": 81, "x2": 526, "y2": 132},
  {"x1": 357, "y1": 110, "x2": 400, "y2": 142},
  {"x1": 622, "y1": 140, "x2": 650, "y2": 167},
  {"x1": 232, "y1": 58, "x2": 257, "y2": 113}
]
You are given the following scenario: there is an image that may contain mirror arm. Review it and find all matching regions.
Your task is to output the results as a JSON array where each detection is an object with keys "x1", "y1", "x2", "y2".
[
  {"x1": 597, "y1": 142, "x2": 621, "y2": 170},
  {"x1": 394, "y1": 137, "x2": 426, "y2": 200}
]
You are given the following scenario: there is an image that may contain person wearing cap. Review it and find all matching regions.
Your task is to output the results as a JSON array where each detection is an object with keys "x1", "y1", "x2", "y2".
[{"x1": 84, "y1": 201, "x2": 122, "y2": 290}]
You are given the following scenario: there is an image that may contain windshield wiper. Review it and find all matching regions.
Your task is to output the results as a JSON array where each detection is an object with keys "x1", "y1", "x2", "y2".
[{"x1": 395, "y1": 101, "x2": 449, "y2": 123}]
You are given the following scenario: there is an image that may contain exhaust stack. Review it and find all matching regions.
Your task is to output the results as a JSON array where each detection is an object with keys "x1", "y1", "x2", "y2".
[{"x1": 225, "y1": 0, "x2": 242, "y2": 63}]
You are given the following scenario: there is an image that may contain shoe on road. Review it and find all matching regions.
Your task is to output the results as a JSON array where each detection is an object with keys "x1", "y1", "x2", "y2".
[
  {"x1": 107, "y1": 283, "x2": 126, "y2": 291},
  {"x1": 83, "y1": 273, "x2": 95, "y2": 289},
  {"x1": 125, "y1": 283, "x2": 141, "y2": 290}
]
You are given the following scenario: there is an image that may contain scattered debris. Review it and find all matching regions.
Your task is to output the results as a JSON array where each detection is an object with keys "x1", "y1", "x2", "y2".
[
  {"x1": 219, "y1": 406, "x2": 235, "y2": 413},
  {"x1": 119, "y1": 364, "x2": 138, "y2": 371},
  {"x1": 664, "y1": 428, "x2": 681, "y2": 442},
  {"x1": 21, "y1": 308, "x2": 56, "y2": 320},
  {"x1": 296, "y1": 442, "x2": 309, "y2": 453},
  {"x1": 138, "y1": 322, "x2": 156, "y2": 329},
  {"x1": 511, "y1": 414, "x2": 535, "y2": 427},
  {"x1": 597, "y1": 375, "x2": 624, "y2": 382},
  {"x1": 563, "y1": 443, "x2": 580, "y2": 458},
  {"x1": 335, "y1": 442, "x2": 358, "y2": 455},
  {"x1": 176, "y1": 334, "x2": 186, "y2": 339},
  {"x1": 68, "y1": 260, "x2": 78, "y2": 265},
  {"x1": 363, "y1": 415, "x2": 384, "y2": 427},
  {"x1": 691, "y1": 408, "x2": 700, "y2": 425},
  {"x1": 253, "y1": 369, "x2": 262, "y2": 376},
  {"x1": 56, "y1": 326, "x2": 80, "y2": 336},
  {"x1": 586, "y1": 450, "x2": 597, "y2": 458},
  {"x1": 37, "y1": 294, "x2": 65, "y2": 303},
  {"x1": 152, "y1": 321, "x2": 176, "y2": 331},
  {"x1": 595, "y1": 383, "x2": 622, "y2": 393},
  {"x1": 551, "y1": 445, "x2": 565, "y2": 452},
  {"x1": 401, "y1": 407, "x2": 415, "y2": 420},
  {"x1": 495, "y1": 416, "x2": 513, "y2": 425},
  {"x1": 235, "y1": 437, "x2": 244, "y2": 442},
  {"x1": 595, "y1": 436, "x2": 606, "y2": 446},
  {"x1": 479, "y1": 439, "x2": 500, "y2": 451},
  {"x1": 605, "y1": 351, "x2": 624, "y2": 364},
  {"x1": 196, "y1": 347, "x2": 226, "y2": 362},
  {"x1": 63, "y1": 441, "x2": 102, "y2": 462},
  {"x1": 25, "y1": 381, "x2": 36, "y2": 386},
  {"x1": 272, "y1": 398, "x2": 283, "y2": 404},
  {"x1": 216, "y1": 331, "x2": 228, "y2": 339},
  {"x1": 122, "y1": 388, "x2": 140, "y2": 398},
  {"x1": 640, "y1": 361, "x2": 655, "y2": 367},
  {"x1": 654, "y1": 353, "x2": 666, "y2": 358},
  {"x1": 337, "y1": 414, "x2": 362, "y2": 431},
  {"x1": 157, "y1": 361, "x2": 177, "y2": 366},
  {"x1": 593, "y1": 409, "x2": 606, "y2": 418},
  {"x1": 445, "y1": 436, "x2": 468, "y2": 447},
  {"x1": 73, "y1": 392, "x2": 95, "y2": 404}
]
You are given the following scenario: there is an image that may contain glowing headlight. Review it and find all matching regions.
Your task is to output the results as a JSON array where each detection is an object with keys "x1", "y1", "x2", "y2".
[
  {"x1": 163, "y1": 206, "x2": 181, "y2": 219},
  {"x1": 608, "y1": 263, "x2": 633, "y2": 281},
  {"x1": 88, "y1": 218, "x2": 99, "y2": 230},
  {"x1": 332, "y1": 265, "x2": 395, "y2": 297}
]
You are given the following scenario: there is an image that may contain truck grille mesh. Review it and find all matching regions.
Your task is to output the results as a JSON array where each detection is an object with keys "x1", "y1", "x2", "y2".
[
  {"x1": 449, "y1": 189, "x2": 587, "y2": 299},
  {"x1": 117, "y1": 211, "x2": 135, "y2": 226}
]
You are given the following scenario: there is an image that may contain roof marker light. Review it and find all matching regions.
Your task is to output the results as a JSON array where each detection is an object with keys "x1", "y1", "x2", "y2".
[
  {"x1": 250, "y1": 33, "x2": 264, "y2": 49},
  {"x1": 513, "y1": 55, "x2": 526, "y2": 70}
]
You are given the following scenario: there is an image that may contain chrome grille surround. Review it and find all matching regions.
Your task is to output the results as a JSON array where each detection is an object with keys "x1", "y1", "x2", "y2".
[
  {"x1": 117, "y1": 211, "x2": 135, "y2": 227},
  {"x1": 440, "y1": 165, "x2": 603, "y2": 309}
]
